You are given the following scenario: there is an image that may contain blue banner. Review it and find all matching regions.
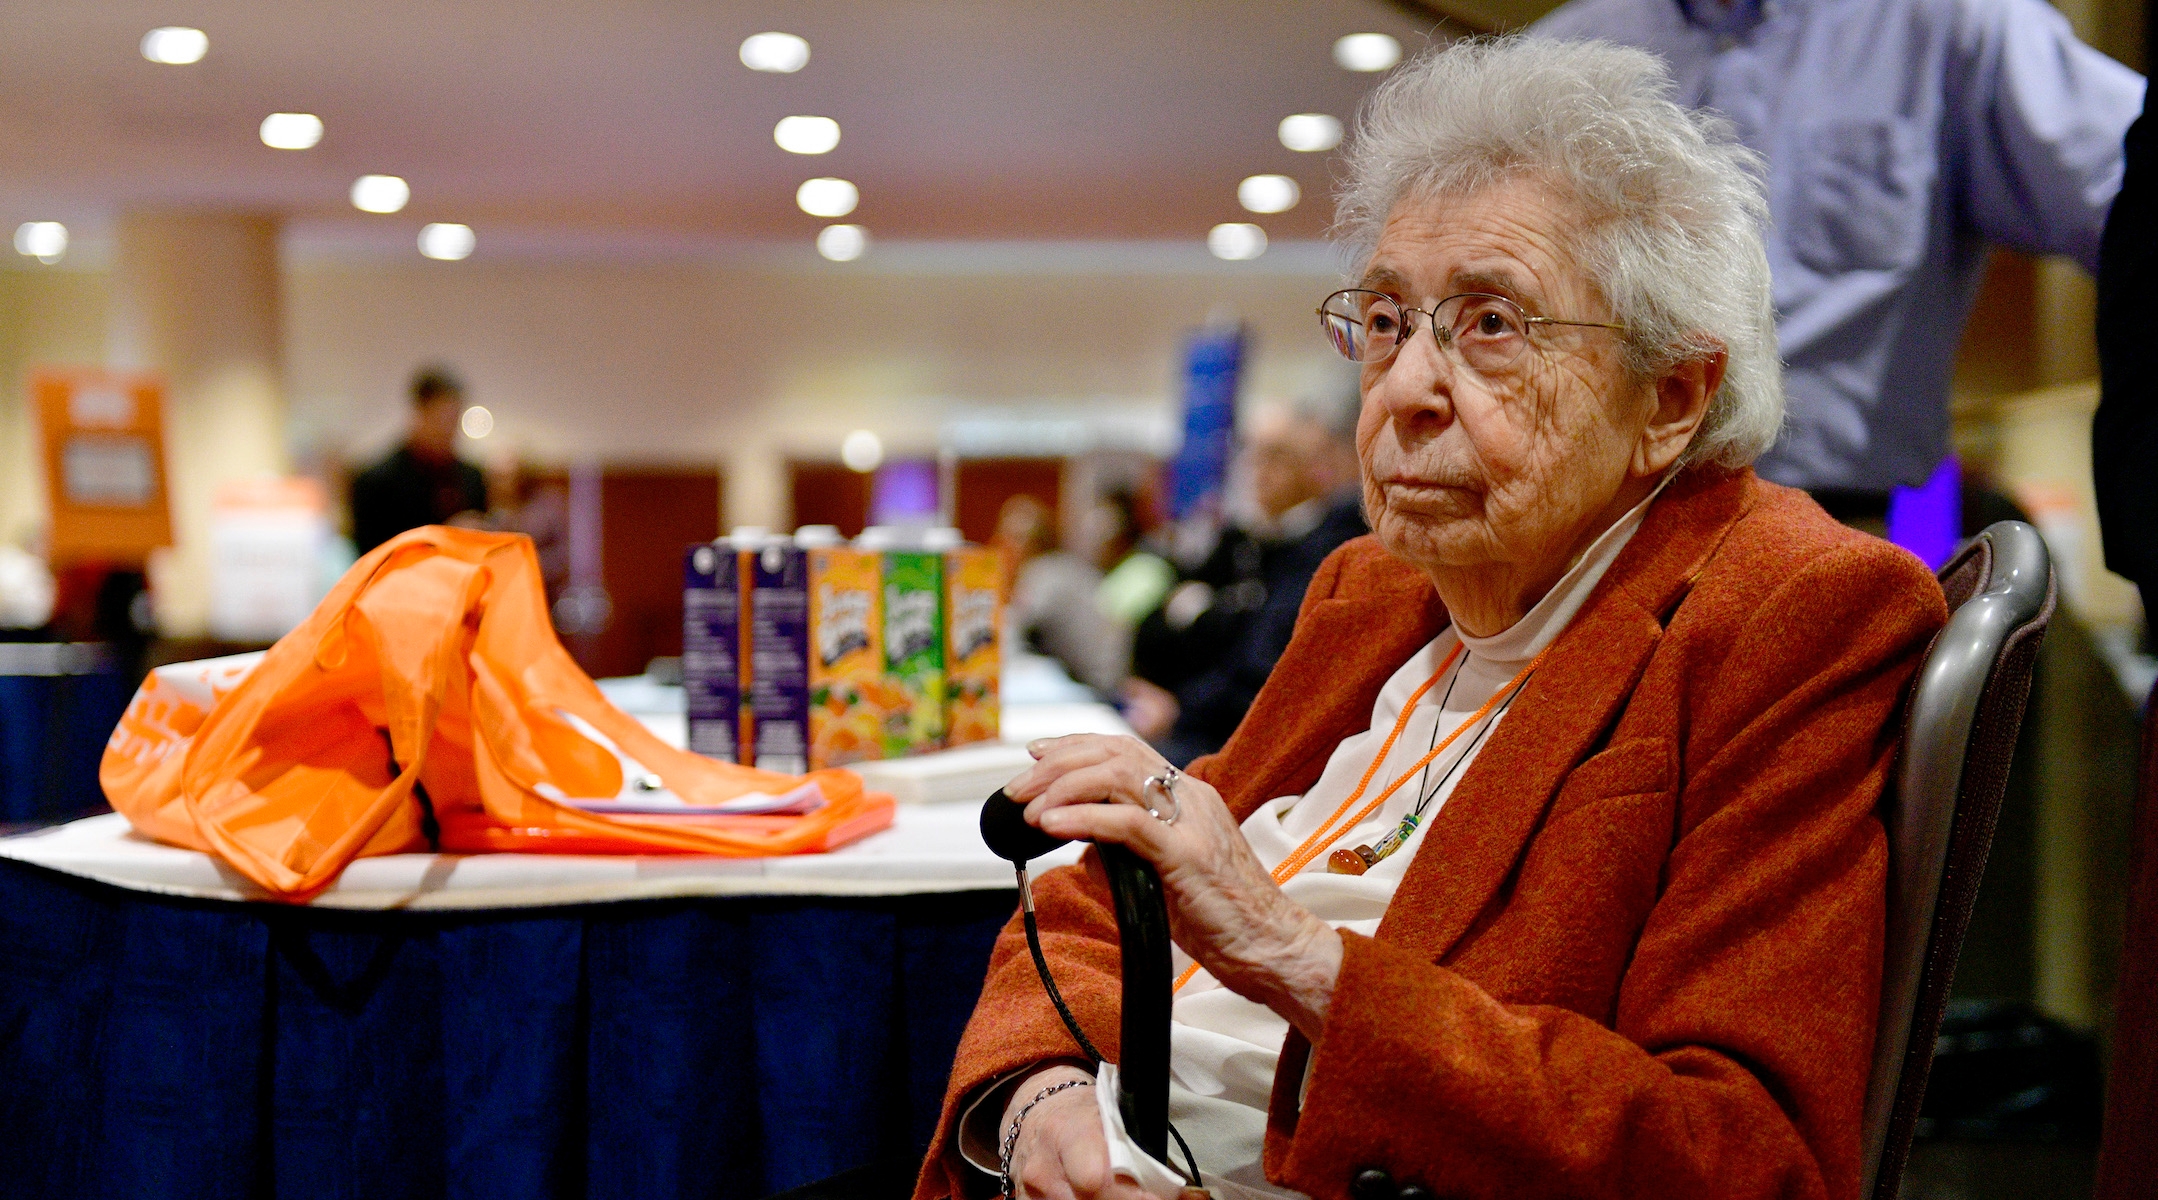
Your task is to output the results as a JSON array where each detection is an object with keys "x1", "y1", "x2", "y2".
[{"x1": 1168, "y1": 325, "x2": 1246, "y2": 519}]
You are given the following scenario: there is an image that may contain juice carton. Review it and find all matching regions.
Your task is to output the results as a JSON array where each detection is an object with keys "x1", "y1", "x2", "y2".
[
  {"x1": 943, "y1": 544, "x2": 1003, "y2": 747},
  {"x1": 682, "y1": 540, "x2": 746, "y2": 763},
  {"x1": 747, "y1": 535, "x2": 888, "y2": 772},
  {"x1": 879, "y1": 548, "x2": 947, "y2": 757}
]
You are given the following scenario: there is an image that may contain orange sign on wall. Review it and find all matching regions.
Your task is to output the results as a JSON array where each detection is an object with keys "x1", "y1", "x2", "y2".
[{"x1": 34, "y1": 368, "x2": 173, "y2": 566}]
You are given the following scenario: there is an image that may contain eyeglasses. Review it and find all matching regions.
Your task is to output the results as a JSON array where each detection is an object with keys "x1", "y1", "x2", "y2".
[{"x1": 1317, "y1": 288, "x2": 1625, "y2": 373}]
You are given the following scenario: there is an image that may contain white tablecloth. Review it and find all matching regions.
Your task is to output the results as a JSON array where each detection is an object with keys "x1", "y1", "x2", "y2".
[
  {"x1": 0, "y1": 806, "x2": 1084, "y2": 910},
  {"x1": 0, "y1": 664, "x2": 1119, "y2": 910}
]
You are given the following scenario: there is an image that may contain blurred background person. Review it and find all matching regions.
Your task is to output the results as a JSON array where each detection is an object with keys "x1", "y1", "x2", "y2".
[
  {"x1": 1127, "y1": 384, "x2": 1365, "y2": 765},
  {"x1": 349, "y1": 367, "x2": 488, "y2": 555},
  {"x1": 993, "y1": 492, "x2": 1128, "y2": 696},
  {"x1": 1090, "y1": 486, "x2": 1176, "y2": 629},
  {"x1": 480, "y1": 449, "x2": 571, "y2": 606},
  {"x1": 1537, "y1": 0, "x2": 2145, "y2": 525}
]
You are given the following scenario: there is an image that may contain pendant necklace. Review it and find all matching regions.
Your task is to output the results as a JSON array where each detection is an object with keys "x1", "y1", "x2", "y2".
[
  {"x1": 1171, "y1": 639, "x2": 1551, "y2": 996},
  {"x1": 1327, "y1": 654, "x2": 1530, "y2": 876}
]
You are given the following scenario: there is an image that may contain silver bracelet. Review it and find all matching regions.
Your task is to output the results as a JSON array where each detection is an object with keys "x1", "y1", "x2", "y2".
[{"x1": 998, "y1": 1078, "x2": 1093, "y2": 1199}]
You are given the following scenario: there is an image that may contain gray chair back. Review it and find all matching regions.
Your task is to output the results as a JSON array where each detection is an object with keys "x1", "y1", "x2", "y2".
[{"x1": 1861, "y1": 521, "x2": 2056, "y2": 1200}]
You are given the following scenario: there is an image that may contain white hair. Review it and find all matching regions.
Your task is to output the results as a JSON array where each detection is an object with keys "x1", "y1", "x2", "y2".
[
  {"x1": 1335, "y1": 36, "x2": 1783, "y2": 468},
  {"x1": 1288, "y1": 366, "x2": 1363, "y2": 444}
]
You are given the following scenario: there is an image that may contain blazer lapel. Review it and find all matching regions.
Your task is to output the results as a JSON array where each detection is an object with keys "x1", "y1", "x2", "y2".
[{"x1": 1374, "y1": 466, "x2": 1759, "y2": 963}]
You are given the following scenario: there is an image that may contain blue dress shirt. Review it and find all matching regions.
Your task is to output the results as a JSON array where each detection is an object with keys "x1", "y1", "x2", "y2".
[{"x1": 1535, "y1": 0, "x2": 2145, "y2": 490}]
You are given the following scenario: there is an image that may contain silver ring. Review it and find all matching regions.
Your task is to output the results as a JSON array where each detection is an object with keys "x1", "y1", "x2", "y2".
[{"x1": 1140, "y1": 764, "x2": 1181, "y2": 824}]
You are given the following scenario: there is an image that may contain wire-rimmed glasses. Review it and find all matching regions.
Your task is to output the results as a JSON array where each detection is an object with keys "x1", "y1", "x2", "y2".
[{"x1": 1317, "y1": 288, "x2": 1625, "y2": 374}]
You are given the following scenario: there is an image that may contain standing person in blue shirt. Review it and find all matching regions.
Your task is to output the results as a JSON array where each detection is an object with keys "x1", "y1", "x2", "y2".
[{"x1": 1535, "y1": 0, "x2": 2145, "y2": 514}]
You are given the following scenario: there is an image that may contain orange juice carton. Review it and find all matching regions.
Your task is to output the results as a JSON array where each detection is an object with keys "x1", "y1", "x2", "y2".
[
  {"x1": 876, "y1": 543, "x2": 947, "y2": 758},
  {"x1": 747, "y1": 529, "x2": 888, "y2": 772},
  {"x1": 942, "y1": 542, "x2": 1003, "y2": 747},
  {"x1": 682, "y1": 537, "x2": 748, "y2": 763}
]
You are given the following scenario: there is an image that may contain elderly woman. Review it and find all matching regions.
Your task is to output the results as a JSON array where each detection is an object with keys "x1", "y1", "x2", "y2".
[{"x1": 922, "y1": 37, "x2": 1946, "y2": 1200}]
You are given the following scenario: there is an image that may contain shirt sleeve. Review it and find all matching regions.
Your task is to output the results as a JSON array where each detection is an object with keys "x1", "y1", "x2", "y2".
[{"x1": 1951, "y1": 0, "x2": 2145, "y2": 272}]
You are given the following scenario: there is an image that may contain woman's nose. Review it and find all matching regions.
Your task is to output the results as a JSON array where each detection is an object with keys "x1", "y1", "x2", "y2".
[{"x1": 1373, "y1": 320, "x2": 1456, "y2": 426}]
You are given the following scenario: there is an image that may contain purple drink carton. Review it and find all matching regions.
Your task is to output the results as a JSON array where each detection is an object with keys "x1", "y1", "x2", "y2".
[{"x1": 682, "y1": 539, "x2": 746, "y2": 762}]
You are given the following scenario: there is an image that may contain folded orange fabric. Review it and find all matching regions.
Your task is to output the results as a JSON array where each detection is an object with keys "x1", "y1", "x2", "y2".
[{"x1": 101, "y1": 525, "x2": 894, "y2": 902}]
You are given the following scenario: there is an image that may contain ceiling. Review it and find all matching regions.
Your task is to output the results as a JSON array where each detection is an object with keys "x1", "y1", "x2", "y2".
[{"x1": 0, "y1": 1, "x2": 1597, "y2": 253}]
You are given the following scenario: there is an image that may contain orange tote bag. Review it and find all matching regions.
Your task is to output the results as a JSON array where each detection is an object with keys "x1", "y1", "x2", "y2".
[{"x1": 101, "y1": 526, "x2": 894, "y2": 902}]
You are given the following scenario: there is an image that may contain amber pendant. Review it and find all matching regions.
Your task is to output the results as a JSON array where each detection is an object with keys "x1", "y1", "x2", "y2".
[
  {"x1": 1326, "y1": 812, "x2": 1423, "y2": 875},
  {"x1": 1328, "y1": 845, "x2": 1380, "y2": 875}
]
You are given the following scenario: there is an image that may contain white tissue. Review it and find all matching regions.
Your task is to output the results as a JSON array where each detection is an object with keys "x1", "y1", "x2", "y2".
[{"x1": 1095, "y1": 1061, "x2": 1190, "y2": 1200}]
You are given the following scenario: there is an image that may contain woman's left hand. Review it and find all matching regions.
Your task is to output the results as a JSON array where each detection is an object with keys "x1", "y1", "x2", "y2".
[{"x1": 1003, "y1": 734, "x2": 1343, "y2": 1039}]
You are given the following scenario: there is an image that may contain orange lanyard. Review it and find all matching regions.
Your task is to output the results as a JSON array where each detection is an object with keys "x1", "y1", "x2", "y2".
[{"x1": 1170, "y1": 637, "x2": 1549, "y2": 994}]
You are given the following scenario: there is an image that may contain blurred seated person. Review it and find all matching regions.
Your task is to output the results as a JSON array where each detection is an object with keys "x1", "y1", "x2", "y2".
[
  {"x1": 1125, "y1": 389, "x2": 1366, "y2": 765},
  {"x1": 1092, "y1": 488, "x2": 1176, "y2": 628},
  {"x1": 933, "y1": 38, "x2": 1947, "y2": 1200},
  {"x1": 349, "y1": 367, "x2": 487, "y2": 555},
  {"x1": 995, "y1": 494, "x2": 1129, "y2": 695},
  {"x1": 478, "y1": 450, "x2": 571, "y2": 604}
]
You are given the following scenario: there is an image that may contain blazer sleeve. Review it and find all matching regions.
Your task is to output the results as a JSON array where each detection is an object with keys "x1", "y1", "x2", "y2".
[
  {"x1": 1265, "y1": 542, "x2": 1944, "y2": 1200},
  {"x1": 915, "y1": 851, "x2": 1127, "y2": 1199}
]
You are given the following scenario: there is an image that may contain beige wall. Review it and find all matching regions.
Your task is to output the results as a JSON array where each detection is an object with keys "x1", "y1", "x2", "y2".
[
  {"x1": 280, "y1": 248, "x2": 1348, "y2": 532},
  {"x1": 0, "y1": 264, "x2": 110, "y2": 550},
  {"x1": 0, "y1": 244, "x2": 1349, "y2": 614}
]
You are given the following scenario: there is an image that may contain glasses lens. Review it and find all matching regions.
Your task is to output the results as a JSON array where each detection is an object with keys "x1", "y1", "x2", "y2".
[
  {"x1": 1441, "y1": 295, "x2": 1529, "y2": 372},
  {"x1": 1319, "y1": 290, "x2": 1400, "y2": 362}
]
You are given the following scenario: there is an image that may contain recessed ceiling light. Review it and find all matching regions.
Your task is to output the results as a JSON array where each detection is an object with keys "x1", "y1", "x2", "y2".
[
  {"x1": 775, "y1": 116, "x2": 841, "y2": 155},
  {"x1": 741, "y1": 32, "x2": 810, "y2": 73},
  {"x1": 460, "y1": 406, "x2": 494, "y2": 439},
  {"x1": 817, "y1": 224, "x2": 868, "y2": 261},
  {"x1": 1238, "y1": 175, "x2": 1300, "y2": 214},
  {"x1": 259, "y1": 113, "x2": 324, "y2": 150},
  {"x1": 419, "y1": 223, "x2": 476, "y2": 261},
  {"x1": 1278, "y1": 113, "x2": 1343, "y2": 152},
  {"x1": 13, "y1": 222, "x2": 66, "y2": 264},
  {"x1": 797, "y1": 178, "x2": 858, "y2": 218},
  {"x1": 351, "y1": 175, "x2": 410, "y2": 214},
  {"x1": 1333, "y1": 33, "x2": 1402, "y2": 72},
  {"x1": 841, "y1": 430, "x2": 883, "y2": 473},
  {"x1": 141, "y1": 27, "x2": 208, "y2": 65},
  {"x1": 1208, "y1": 223, "x2": 1268, "y2": 261}
]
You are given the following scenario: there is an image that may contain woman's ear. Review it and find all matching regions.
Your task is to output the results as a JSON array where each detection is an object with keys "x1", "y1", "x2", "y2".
[{"x1": 1634, "y1": 351, "x2": 1725, "y2": 477}]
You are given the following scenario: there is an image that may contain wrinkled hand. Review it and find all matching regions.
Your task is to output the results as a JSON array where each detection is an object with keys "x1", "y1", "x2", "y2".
[
  {"x1": 1000, "y1": 1065, "x2": 1148, "y2": 1200},
  {"x1": 1004, "y1": 734, "x2": 1342, "y2": 1037}
]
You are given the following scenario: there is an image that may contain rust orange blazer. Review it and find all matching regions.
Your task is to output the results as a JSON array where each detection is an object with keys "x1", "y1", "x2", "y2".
[{"x1": 917, "y1": 467, "x2": 1948, "y2": 1200}]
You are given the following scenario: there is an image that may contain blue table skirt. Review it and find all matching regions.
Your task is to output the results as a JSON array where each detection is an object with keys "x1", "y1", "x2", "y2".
[
  {"x1": 0, "y1": 670, "x2": 131, "y2": 824},
  {"x1": 0, "y1": 858, "x2": 1015, "y2": 1200}
]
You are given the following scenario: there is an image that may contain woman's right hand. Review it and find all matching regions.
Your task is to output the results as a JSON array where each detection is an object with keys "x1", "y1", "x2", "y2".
[{"x1": 1001, "y1": 1065, "x2": 1151, "y2": 1200}]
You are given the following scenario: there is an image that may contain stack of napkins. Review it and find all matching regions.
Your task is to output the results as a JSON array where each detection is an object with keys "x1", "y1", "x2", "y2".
[{"x1": 849, "y1": 741, "x2": 1040, "y2": 805}]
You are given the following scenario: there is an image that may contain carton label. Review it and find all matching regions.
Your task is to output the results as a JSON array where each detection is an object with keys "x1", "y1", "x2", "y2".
[
  {"x1": 682, "y1": 542, "x2": 742, "y2": 762},
  {"x1": 885, "y1": 587, "x2": 940, "y2": 661},
  {"x1": 950, "y1": 589, "x2": 998, "y2": 662},
  {"x1": 816, "y1": 586, "x2": 874, "y2": 666},
  {"x1": 945, "y1": 546, "x2": 1004, "y2": 747},
  {"x1": 881, "y1": 551, "x2": 947, "y2": 758},
  {"x1": 749, "y1": 542, "x2": 811, "y2": 774},
  {"x1": 808, "y1": 547, "x2": 886, "y2": 768}
]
